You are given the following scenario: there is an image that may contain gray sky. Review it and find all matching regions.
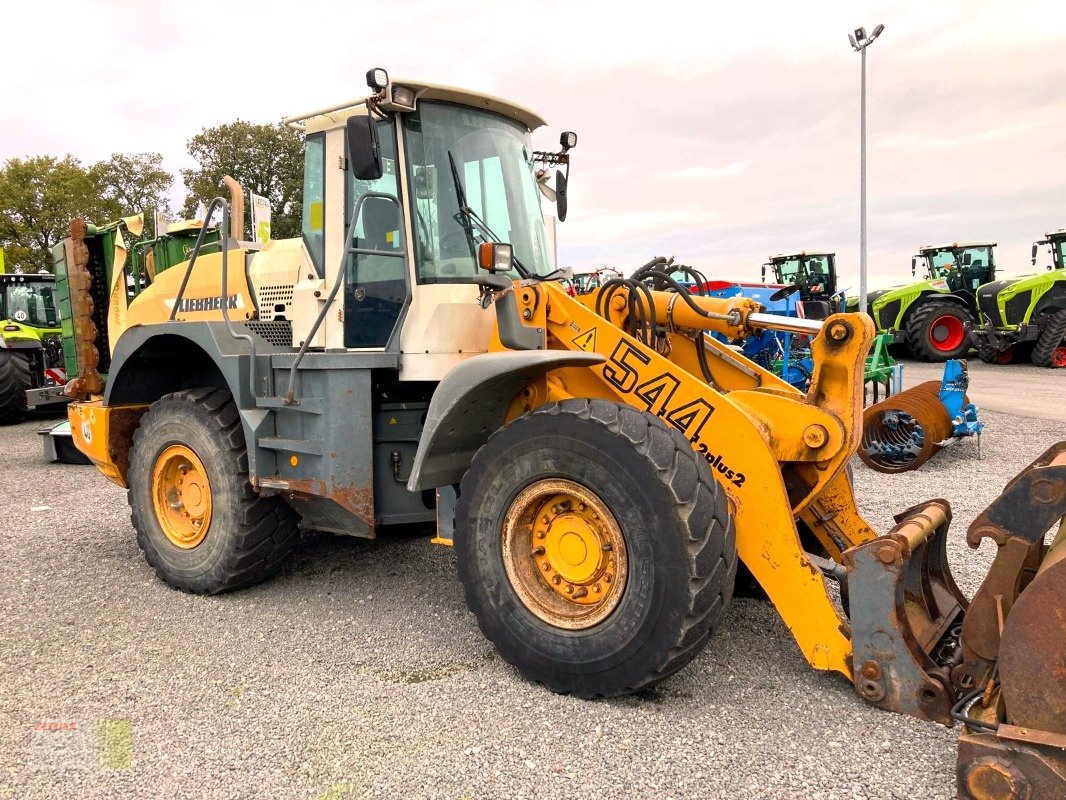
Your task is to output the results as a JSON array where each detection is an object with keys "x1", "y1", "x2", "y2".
[{"x1": 3, "y1": 0, "x2": 1064, "y2": 286}]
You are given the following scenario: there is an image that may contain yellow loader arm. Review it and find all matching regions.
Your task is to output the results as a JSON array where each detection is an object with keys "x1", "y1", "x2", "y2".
[{"x1": 489, "y1": 276, "x2": 969, "y2": 721}]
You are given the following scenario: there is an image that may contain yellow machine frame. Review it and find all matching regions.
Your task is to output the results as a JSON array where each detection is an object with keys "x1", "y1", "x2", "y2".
[{"x1": 489, "y1": 279, "x2": 879, "y2": 679}]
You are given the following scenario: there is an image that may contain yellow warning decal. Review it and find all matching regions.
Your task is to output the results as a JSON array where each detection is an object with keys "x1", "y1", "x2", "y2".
[{"x1": 571, "y1": 328, "x2": 597, "y2": 352}]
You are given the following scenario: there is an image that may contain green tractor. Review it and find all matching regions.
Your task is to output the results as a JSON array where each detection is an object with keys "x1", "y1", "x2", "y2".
[
  {"x1": 970, "y1": 228, "x2": 1066, "y2": 367},
  {"x1": 0, "y1": 272, "x2": 66, "y2": 423},
  {"x1": 761, "y1": 251, "x2": 842, "y2": 318},
  {"x1": 858, "y1": 241, "x2": 994, "y2": 361}
]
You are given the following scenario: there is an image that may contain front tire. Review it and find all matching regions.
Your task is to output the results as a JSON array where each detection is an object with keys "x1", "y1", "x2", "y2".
[
  {"x1": 1031, "y1": 309, "x2": 1066, "y2": 368},
  {"x1": 127, "y1": 388, "x2": 299, "y2": 594},
  {"x1": 455, "y1": 399, "x2": 736, "y2": 698},
  {"x1": 905, "y1": 302, "x2": 973, "y2": 361},
  {"x1": 0, "y1": 349, "x2": 31, "y2": 424}
]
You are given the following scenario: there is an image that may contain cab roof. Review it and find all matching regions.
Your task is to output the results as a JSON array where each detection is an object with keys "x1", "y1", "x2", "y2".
[
  {"x1": 920, "y1": 241, "x2": 996, "y2": 251},
  {"x1": 286, "y1": 79, "x2": 547, "y2": 135},
  {"x1": 770, "y1": 251, "x2": 834, "y2": 259}
]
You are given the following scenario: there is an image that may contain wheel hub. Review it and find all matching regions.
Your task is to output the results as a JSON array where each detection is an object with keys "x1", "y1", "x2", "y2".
[
  {"x1": 1053, "y1": 346, "x2": 1066, "y2": 368},
  {"x1": 152, "y1": 444, "x2": 213, "y2": 549},
  {"x1": 502, "y1": 479, "x2": 626, "y2": 629},
  {"x1": 929, "y1": 314, "x2": 965, "y2": 351}
]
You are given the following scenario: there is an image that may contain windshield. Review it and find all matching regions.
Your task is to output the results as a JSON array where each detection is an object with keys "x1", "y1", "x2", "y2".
[
  {"x1": 4, "y1": 281, "x2": 59, "y2": 328},
  {"x1": 774, "y1": 257, "x2": 801, "y2": 283},
  {"x1": 926, "y1": 246, "x2": 991, "y2": 279},
  {"x1": 404, "y1": 101, "x2": 553, "y2": 282}
]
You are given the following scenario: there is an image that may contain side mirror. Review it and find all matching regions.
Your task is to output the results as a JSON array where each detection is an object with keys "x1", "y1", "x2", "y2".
[
  {"x1": 555, "y1": 170, "x2": 568, "y2": 222},
  {"x1": 761, "y1": 264, "x2": 767, "y2": 282},
  {"x1": 346, "y1": 116, "x2": 383, "y2": 181},
  {"x1": 910, "y1": 257, "x2": 917, "y2": 276},
  {"x1": 1031, "y1": 242, "x2": 1038, "y2": 265}
]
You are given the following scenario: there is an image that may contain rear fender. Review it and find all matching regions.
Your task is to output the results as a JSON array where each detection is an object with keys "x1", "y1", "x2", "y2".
[{"x1": 407, "y1": 351, "x2": 605, "y2": 492}]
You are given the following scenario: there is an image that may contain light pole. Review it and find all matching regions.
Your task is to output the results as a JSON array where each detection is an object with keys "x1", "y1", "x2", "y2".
[{"x1": 849, "y1": 24, "x2": 884, "y2": 314}]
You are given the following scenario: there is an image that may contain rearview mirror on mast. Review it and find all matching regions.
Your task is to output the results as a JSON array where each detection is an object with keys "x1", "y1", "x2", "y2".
[
  {"x1": 346, "y1": 116, "x2": 383, "y2": 181},
  {"x1": 1032, "y1": 242, "x2": 1038, "y2": 266}
]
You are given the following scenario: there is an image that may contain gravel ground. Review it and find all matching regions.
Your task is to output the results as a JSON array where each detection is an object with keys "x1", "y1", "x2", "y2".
[{"x1": 1, "y1": 407, "x2": 1062, "y2": 800}]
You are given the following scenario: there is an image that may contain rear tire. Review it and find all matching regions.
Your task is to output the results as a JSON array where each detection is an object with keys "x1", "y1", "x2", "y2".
[
  {"x1": 1031, "y1": 310, "x2": 1066, "y2": 368},
  {"x1": 127, "y1": 387, "x2": 299, "y2": 594},
  {"x1": 905, "y1": 302, "x2": 973, "y2": 361},
  {"x1": 455, "y1": 398, "x2": 736, "y2": 698},
  {"x1": 0, "y1": 349, "x2": 31, "y2": 424}
]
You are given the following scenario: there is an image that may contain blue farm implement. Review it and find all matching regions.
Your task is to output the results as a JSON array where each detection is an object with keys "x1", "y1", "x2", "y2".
[{"x1": 858, "y1": 359, "x2": 983, "y2": 472}]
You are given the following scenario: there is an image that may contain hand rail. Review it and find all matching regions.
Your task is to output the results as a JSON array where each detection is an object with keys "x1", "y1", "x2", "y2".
[
  {"x1": 283, "y1": 191, "x2": 404, "y2": 405},
  {"x1": 169, "y1": 196, "x2": 260, "y2": 400}
]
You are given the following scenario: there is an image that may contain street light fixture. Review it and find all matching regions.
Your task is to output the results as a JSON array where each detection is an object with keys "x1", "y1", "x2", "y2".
[{"x1": 850, "y1": 23, "x2": 884, "y2": 315}]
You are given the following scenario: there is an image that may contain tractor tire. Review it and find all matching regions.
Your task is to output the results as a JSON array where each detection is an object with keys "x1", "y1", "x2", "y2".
[
  {"x1": 977, "y1": 342, "x2": 1013, "y2": 365},
  {"x1": 905, "y1": 302, "x2": 973, "y2": 361},
  {"x1": 455, "y1": 398, "x2": 736, "y2": 698},
  {"x1": 127, "y1": 387, "x2": 299, "y2": 594},
  {"x1": 1031, "y1": 309, "x2": 1066, "y2": 368},
  {"x1": 0, "y1": 349, "x2": 31, "y2": 424}
]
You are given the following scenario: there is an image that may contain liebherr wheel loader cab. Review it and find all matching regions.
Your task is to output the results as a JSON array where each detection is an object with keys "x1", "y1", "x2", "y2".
[
  {"x1": 761, "y1": 251, "x2": 841, "y2": 318},
  {"x1": 971, "y1": 228, "x2": 1066, "y2": 367},
  {"x1": 860, "y1": 242, "x2": 993, "y2": 361},
  {"x1": 62, "y1": 70, "x2": 1066, "y2": 793}
]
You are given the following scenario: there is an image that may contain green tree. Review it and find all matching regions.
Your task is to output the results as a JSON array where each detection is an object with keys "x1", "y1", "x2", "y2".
[
  {"x1": 0, "y1": 153, "x2": 174, "y2": 273},
  {"x1": 90, "y1": 152, "x2": 174, "y2": 237},
  {"x1": 0, "y1": 156, "x2": 100, "y2": 273},
  {"x1": 181, "y1": 121, "x2": 304, "y2": 240}
]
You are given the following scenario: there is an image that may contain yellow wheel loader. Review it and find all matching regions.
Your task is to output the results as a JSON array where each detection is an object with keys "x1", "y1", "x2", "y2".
[{"x1": 59, "y1": 69, "x2": 1064, "y2": 798}]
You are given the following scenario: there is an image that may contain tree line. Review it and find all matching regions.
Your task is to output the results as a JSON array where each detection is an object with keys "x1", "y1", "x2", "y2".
[{"x1": 0, "y1": 122, "x2": 304, "y2": 273}]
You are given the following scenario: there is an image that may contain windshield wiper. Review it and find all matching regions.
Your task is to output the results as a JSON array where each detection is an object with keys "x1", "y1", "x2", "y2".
[
  {"x1": 456, "y1": 202, "x2": 544, "y2": 279},
  {"x1": 447, "y1": 151, "x2": 477, "y2": 262}
]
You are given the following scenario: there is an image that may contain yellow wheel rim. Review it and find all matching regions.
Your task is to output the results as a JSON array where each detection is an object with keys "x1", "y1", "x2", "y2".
[
  {"x1": 151, "y1": 444, "x2": 213, "y2": 549},
  {"x1": 501, "y1": 479, "x2": 627, "y2": 630}
]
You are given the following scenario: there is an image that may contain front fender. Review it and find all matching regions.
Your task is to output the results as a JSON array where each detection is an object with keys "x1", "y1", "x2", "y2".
[{"x1": 407, "y1": 351, "x2": 605, "y2": 491}]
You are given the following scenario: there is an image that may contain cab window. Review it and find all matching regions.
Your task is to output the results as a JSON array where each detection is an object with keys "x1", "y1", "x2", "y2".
[{"x1": 301, "y1": 134, "x2": 325, "y2": 271}]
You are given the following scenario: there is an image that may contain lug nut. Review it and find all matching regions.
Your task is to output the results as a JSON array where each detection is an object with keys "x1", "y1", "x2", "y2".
[
  {"x1": 565, "y1": 585, "x2": 574, "y2": 594},
  {"x1": 572, "y1": 587, "x2": 588, "y2": 599},
  {"x1": 535, "y1": 530, "x2": 546, "y2": 539},
  {"x1": 542, "y1": 563, "x2": 551, "y2": 571},
  {"x1": 532, "y1": 546, "x2": 545, "y2": 556},
  {"x1": 552, "y1": 576, "x2": 561, "y2": 585}
]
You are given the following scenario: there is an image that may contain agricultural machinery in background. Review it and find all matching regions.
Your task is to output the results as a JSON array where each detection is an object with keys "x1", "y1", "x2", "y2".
[
  {"x1": 40, "y1": 214, "x2": 223, "y2": 460},
  {"x1": 859, "y1": 359, "x2": 983, "y2": 472},
  {"x1": 970, "y1": 227, "x2": 1066, "y2": 368},
  {"x1": 761, "y1": 251, "x2": 845, "y2": 318},
  {"x1": 856, "y1": 241, "x2": 995, "y2": 362},
  {"x1": 0, "y1": 272, "x2": 67, "y2": 423}
]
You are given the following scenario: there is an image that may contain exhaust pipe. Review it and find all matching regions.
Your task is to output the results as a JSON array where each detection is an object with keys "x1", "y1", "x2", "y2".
[{"x1": 222, "y1": 175, "x2": 244, "y2": 241}]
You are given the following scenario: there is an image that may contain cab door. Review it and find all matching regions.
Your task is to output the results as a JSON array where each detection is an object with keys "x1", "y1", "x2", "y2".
[{"x1": 344, "y1": 118, "x2": 408, "y2": 349}]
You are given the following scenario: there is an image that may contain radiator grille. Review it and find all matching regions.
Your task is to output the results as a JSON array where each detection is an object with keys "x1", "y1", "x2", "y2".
[{"x1": 242, "y1": 320, "x2": 293, "y2": 348}]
